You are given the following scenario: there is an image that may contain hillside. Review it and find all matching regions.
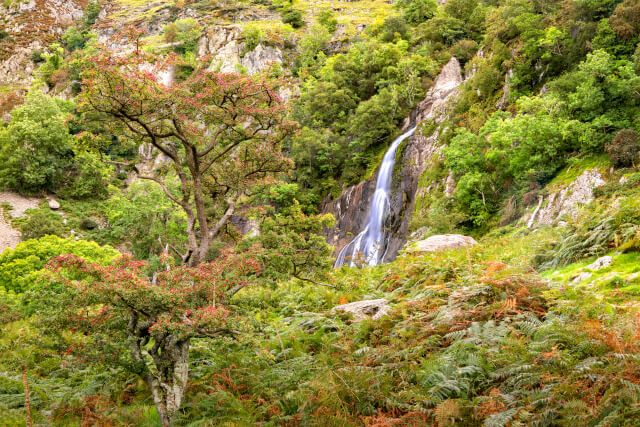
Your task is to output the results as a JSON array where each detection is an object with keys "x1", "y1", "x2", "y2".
[{"x1": 1, "y1": 0, "x2": 640, "y2": 425}]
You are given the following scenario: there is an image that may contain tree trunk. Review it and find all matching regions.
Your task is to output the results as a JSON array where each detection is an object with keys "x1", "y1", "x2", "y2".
[
  {"x1": 23, "y1": 367, "x2": 32, "y2": 427},
  {"x1": 147, "y1": 337, "x2": 191, "y2": 426},
  {"x1": 191, "y1": 175, "x2": 210, "y2": 267}
]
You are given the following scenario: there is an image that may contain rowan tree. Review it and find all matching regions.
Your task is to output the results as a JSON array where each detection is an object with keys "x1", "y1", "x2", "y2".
[
  {"x1": 77, "y1": 42, "x2": 296, "y2": 266},
  {"x1": 27, "y1": 249, "x2": 264, "y2": 425}
]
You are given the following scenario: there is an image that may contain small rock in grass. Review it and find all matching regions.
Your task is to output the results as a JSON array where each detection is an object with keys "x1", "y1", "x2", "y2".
[
  {"x1": 571, "y1": 272, "x2": 593, "y2": 283},
  {"x1": 48, "y1": 198, "x2": 60, "y2": 210}
]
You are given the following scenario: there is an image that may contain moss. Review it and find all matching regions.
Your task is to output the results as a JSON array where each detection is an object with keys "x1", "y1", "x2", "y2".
[{"x1": 546, "y1": 154, "x2": 611, "y2": 192}]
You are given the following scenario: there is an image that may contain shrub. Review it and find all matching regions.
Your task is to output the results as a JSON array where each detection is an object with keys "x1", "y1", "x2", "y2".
[
  {"x1": 380, "y1": 16, "x2": 409, "y2": 42},
  {"x1": 164, "y1": 18, "x2": 203, "y2": 54},
  {"x1": 522, "y1": 190, "x2": 540, "y2": 206},
  {"x1": 62, "y1": 27, "x2": 86, "y2": 51},
  {"x1": 84, "y1": 0, "x2": 101, "y2": 27},
  {"x1": 606, "y1": 129, "x2": 639, "y2": 167},
  {"x1": 318, "y1": 9, "x2": 338, "y2": 33},
  {"x1": 59, "y1": 151, "x2": 112, "y2": 199},
  {"x1": 282, "y1": 10, "x2": 304, "y2": 28},
  {"x1": 30, "y1": 49, "x2": 44, "y2": 63},
  {"x1": 18, "y1": 209, "x2": 68, "y2": 240},
  {"x1": 242, "y1": 24, "x2": 265, "y2": 53},
  {"x1": 0, "y1": 235, "x2": 119, "y2": 293},
  {"x1": 610, "y1": 0, "x2": 640, "y2": 40}
]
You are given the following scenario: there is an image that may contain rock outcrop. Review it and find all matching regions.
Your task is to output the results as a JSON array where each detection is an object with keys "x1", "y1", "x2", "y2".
[
  {"x1": 323, "y1": 57, "x2": 464, "y2": 262},
  {"x1": 525, "y1": 168, "x2": 606, "y2": 227},
  {"x1": 199, "y1": 26, "x2": 284, "y2": 75},
  {"x1": 0, "y1": 0, "x2": 84, "y2": 87},
  {"x1": 404, "y1": 234, "x2": 478, "y2": 254},
  {"x1": 331, "y1": 299, "x2": 389, "y2": 320},
  {"x1": 586, "y1": 256, "x2": 613, "y2": 271}
]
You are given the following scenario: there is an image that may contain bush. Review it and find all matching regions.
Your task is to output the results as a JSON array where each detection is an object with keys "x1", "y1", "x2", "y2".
[
  {"x1": 318, "y1": 9, "x2": 338, "y2": 33},
  {"x1": 84, "y1": 0, "x2": 101, "y2": 27},
  {"x1": 18, "y1": 209, "x2": 68, "y2": 240},
  {"x1": 0, "y1": 235, "x2": 118, "y2": 293},
  {"x1": 242, "y1": 24, "x2": 265, "y2": 53},
  {"x1": 59, "y1": 151, "x2": 113, "y2": 199},
  {"x1": 606, "y1": 129, "x2": 639, "y2": 167},
  {"x1": 164, "y1": 18, "x2": 203, "y2": 54},
  {"x1": 282, "y1": 10, "x2": 304, "y2": 28},
  {"x1": 79, "y1": 218, "x2": 98, "y2": 230},
  {"x1": 62, "y1": 27, "x2": 86, "y2": 51},
  {"x1": 30, "y1": 49, "x2": 44, "y2": 63},
  {"x1": 380, "y1": 16, "x2": 409, "y2": 42}
]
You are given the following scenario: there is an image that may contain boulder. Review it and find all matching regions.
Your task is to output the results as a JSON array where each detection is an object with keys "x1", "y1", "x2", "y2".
[
  {"x1": 586, "y1": 256, "x2": 613, "y2": 271},
  {"x1": 48, "y1": 199, "x2": 60, "y2": 210},
  {"x1": 331, "y1": 298, "x2": 389, "y2": 320},
  {"x1": 406, "y1": 234, "x2": 477, "y2": 254}
]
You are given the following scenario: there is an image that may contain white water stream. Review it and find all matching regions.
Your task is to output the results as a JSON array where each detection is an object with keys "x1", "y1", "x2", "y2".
[{"x1": 334, "y1": 127, "x2": 417, "y2": 267}]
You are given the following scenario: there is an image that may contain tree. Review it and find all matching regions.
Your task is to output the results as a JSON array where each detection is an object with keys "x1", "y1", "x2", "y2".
[
  {"x1": 77, "y1": 44, "x2": 296, "y2": 266},
  {"x1": 395, "y1": 0, "x2": 437, "y2": 24},
  {"x1": 27, "y1": 249, "x2": 263, "y2": 425},
  {"x1": 610, "y1": 0, "x2": 640, "y2": 40},
  {"x1": 242, "y1": 201, "x2": 335, "y2": 286},
  {"x1": 0, "y1": 91, "x2": 74, "y2": 194},
  {"x1": 606, "y1": 129, "x2": 639, "y2": 167}
]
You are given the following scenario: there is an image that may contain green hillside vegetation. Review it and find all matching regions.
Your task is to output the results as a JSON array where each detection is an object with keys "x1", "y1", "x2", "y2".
[{"x1": 1, "y1": 0, "x2": 640, "y2": 424}]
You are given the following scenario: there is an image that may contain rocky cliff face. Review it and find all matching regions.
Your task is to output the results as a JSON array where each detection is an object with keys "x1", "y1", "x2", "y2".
[
  {"x1": 199, "y1": 26, "x2": 284, "y2": 75},
  {"x1": 0, "y1": 0, "x2": 84, "y2": 87},
  {"x1": 524, "y1": 168, "x2": 606, "y2": 227},
  {"x1": 322, "y1": 57, "x2": 464, "y2": 261}
]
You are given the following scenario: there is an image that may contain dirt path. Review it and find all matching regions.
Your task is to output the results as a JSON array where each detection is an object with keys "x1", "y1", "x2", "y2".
[{"x1": 0, "y1": 191, "x2": 43, "y2": 253}]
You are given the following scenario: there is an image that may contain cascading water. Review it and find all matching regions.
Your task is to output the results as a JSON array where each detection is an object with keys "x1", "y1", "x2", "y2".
[{"x1": 334, "y1": 127, "x2": 417, "y2": 268}]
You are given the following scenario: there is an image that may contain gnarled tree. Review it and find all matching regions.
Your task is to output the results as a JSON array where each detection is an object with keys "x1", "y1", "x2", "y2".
[
  {"x1": 78, "y1": 46, "x2": 296, "y2": 266},
  {"x1": 29, "y1": 250, "x2": 262, "y2": 425}
]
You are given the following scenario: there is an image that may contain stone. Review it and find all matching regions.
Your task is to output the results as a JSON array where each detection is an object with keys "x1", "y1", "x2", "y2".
[
  {"x1": 527, "y1": 168, "x2": 606, "y2": 227},
  {"x1": 586, "y1": 256, "x2": 613, "y2": 271},
  {"x1": 48, "y1": 199, "x2": 61, "y2": 210},
  {"x1": 406, "y1": 234, "x2": 478, "y2": 253},
  {"x1": 240, "y1": 44, "x2": 283, "y2": 75},
  {"x1": 331, "y1": 299, "x2": 389, "y2": 320},
  {"x1": 571, "y1": 272, "x2": 592, "y2": 283}
]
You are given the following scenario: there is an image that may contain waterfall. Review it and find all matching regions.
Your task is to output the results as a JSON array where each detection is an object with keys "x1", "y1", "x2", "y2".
[{"x1": 335, "y1": 127, "x2": 417, "y2": 268}]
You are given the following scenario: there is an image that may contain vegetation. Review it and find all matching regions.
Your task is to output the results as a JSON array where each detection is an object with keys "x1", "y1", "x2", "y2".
[
  {"x1": 2, "y1": 0, "x2": 640, "y2": 424},
  {"x1": 77, "y1": 43, "x2": 296, "y2": 266}
]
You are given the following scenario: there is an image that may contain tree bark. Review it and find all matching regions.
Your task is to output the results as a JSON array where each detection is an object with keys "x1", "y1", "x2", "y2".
[
  {"x1": 23, "y1": 367, "x2": 32, "y2": 427},
  {"x1": 146, "y1": 336, "x2": 191, "y2": 426}
]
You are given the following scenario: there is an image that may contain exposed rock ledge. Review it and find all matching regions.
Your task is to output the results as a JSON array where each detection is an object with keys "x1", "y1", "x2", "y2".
[
  {"x1": 198, "y1": 26, "x2": 284, "y2": 75},
  {"x1": 524, "y1": 168, "x2": 606, "y2": 227},
  {"x1": 404, "y1": 234, "x2": 478, "y2": 254},
  {"x1": 331, "y1": 299, "x2": 389, "y2": 320}
]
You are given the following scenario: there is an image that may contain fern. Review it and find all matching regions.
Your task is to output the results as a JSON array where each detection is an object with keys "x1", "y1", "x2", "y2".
[{"x1": 484, "y1": 408, "x2": 518, "y2": 427}]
